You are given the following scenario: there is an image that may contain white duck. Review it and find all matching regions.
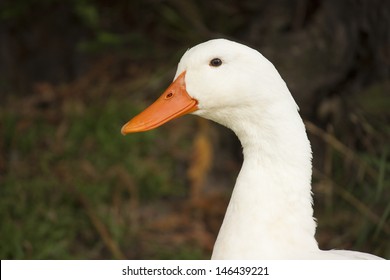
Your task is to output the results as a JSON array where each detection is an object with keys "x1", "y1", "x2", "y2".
[{"x1": 121, "y1": 39, "x2": 382, "y2": 259}]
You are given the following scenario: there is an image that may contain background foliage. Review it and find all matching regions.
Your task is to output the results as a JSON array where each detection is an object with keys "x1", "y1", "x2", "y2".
[{"x1": 0, "y1": 0, "x2": 389, "y2": 259}]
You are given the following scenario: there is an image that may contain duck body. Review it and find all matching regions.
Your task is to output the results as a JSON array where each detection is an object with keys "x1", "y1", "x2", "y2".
[{"x1": 122, "y1": 39, "x2": 383, "y2": 259}]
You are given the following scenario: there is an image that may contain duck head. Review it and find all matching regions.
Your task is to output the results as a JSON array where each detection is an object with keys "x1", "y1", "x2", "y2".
[{"x1": 121, "y1": 39, "x2": 294, "y2": 134}]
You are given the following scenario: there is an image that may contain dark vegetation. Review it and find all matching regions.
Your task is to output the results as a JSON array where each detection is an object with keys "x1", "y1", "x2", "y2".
[{"x1": 0, "y1": 0, "x2": 389, "y2": 259}]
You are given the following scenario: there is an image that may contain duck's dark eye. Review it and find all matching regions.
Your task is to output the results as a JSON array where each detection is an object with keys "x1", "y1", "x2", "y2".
[{"x1": 210, "y1": 58, "x2": 222, "y2": 67}]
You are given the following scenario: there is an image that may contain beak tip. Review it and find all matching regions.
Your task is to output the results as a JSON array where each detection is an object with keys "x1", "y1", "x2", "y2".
[{"x1": 120, "y1": 126, "x2": 128, "y2": 135}]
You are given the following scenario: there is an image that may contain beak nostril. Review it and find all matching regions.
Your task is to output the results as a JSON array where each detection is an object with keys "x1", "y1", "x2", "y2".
[{"x1": 165, "y1": 92, "x2": 174, "y2": 99}]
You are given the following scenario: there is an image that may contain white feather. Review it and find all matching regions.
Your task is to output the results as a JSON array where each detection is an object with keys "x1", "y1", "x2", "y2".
[{"x1": 174, "y1": 39, "x2": 383, "y2": 260}]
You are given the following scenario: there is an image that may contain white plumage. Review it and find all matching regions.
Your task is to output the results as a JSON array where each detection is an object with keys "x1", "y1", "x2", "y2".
[{"x1": 122, "y1": 39, "x2": 383, "y2": 260}]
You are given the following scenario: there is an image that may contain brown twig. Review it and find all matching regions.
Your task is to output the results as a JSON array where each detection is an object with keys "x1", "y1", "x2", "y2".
[
  {"x1": 313, "y1": 168, "x2": 390, "y2": 235},
  {"x1": 305, "y1": 121, "x2": 378, "y2": 179},
  {"x1": 69, "y1": 184, "x2": 126, "y2": 260}
]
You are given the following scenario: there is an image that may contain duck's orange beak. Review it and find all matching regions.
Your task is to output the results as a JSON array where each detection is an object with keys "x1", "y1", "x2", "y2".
[{"x1": 121, "y1": 71, "x2": 198, "y2": 135}]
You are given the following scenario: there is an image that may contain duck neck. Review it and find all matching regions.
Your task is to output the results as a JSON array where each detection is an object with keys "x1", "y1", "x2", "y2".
[{"x1": 211, "y1": 102, "x2": 319, "y2": 259}]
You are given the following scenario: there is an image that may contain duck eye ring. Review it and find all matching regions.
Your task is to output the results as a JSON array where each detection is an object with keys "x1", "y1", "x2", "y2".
[{"x1": 210, "y1": 58, "x2": 222, "y2": 67}]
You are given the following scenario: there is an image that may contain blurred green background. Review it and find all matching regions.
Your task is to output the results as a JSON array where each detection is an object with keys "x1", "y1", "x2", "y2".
[{"x1": 0, "y1": 0, "x2": 389, "y2": 259}]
